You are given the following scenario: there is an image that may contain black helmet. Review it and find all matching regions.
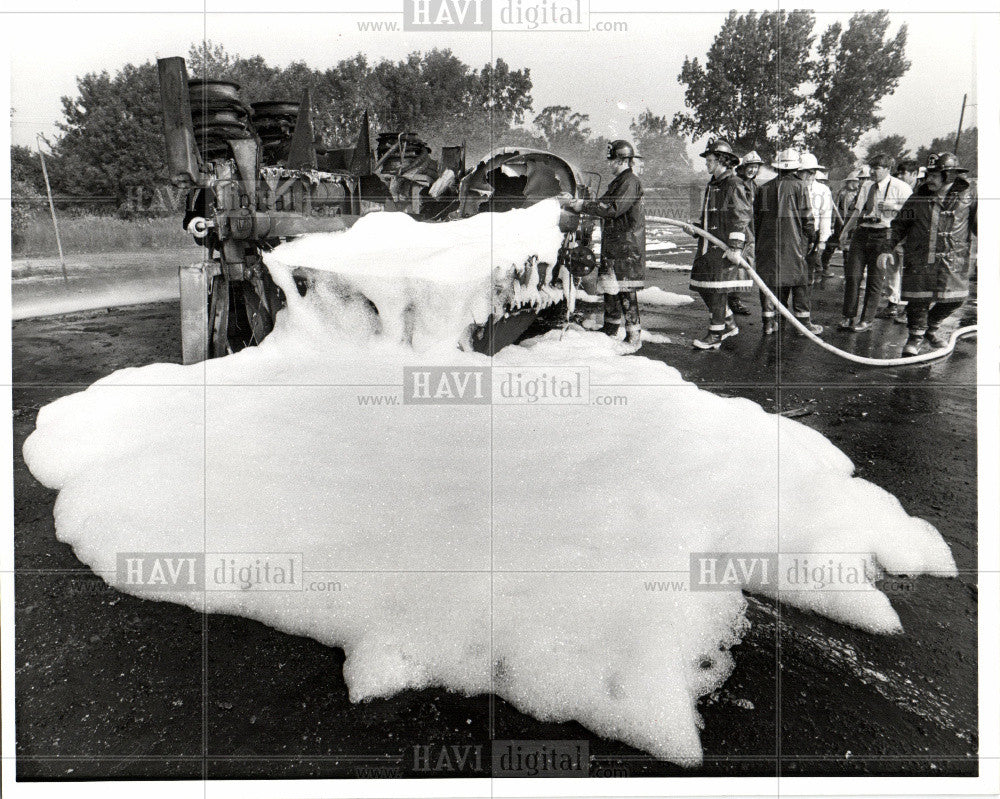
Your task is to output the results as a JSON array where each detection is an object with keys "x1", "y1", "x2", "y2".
[
  {"x1": 926, "y1": 152, "x2": 968, "y2": 175},
  {"x1": 700, "y1": 137, "x2": 739, "y2": 165},
  {"x1": 607, "y1": 139, "x2": 640, "y2": 160}
]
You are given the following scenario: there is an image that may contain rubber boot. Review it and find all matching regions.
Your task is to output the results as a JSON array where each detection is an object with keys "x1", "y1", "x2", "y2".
[
  {"x1": 623, "y1": 325, "x2": 642, "y2": 352},
  {"x1": 903, "y1": 332, "x2": 925, "y2": 356},
  {"x1": 925, "y1": 327, "x2": 949, "y2": 349},
  {"x1": 762, "y1": 315, "x2": 779, "y2": 335},
  {"x1": 693, "y1": 323, "x2": 726, "y2": 350},
  {"x1": 795, "y1": 317, "x2": 823, "y2": 336},
  {"x1": 728, "y1": 295, "x2": 751, "y2": 316}
]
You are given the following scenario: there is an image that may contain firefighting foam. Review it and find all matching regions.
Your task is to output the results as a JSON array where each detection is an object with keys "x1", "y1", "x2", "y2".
[{"x1": 23, "y1": 200, "x2": 957, "y2": 764}]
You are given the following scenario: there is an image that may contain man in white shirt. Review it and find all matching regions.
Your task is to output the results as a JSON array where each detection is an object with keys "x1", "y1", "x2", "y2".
[
  {"x1": 840, "y1": 154, "x2": 912, "y2": 332},
  {"x1": 798, "y1": 153, "x2": 833, "y2": 285}
]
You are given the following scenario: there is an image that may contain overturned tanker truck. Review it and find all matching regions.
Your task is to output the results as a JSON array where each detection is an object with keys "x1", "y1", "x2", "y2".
[{"x1": 157, "y1": 56, "x2": 599, "y2": 362}]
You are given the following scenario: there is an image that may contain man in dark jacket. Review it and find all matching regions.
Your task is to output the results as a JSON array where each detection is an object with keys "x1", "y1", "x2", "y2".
[
  {"x1": 888, "y1": 152, "x2": 976, "y2": 355},
  {"x1": 688, "y1": 138, "x2": 754, "y2": 350},
  {"x1": 753, "y1": 148, "x2": 822, "y2": 335},
  {"x1": 568, "y1": 139, "x2": 646, "y2": 351}
]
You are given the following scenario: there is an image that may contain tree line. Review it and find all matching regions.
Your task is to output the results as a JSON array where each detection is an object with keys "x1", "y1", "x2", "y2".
[
  {"x1": 13, "y1": 12, "x2": 973, "y2": 231},
  {"x1": 11, "y1": 41, "x2": 693, "y2": 220}
]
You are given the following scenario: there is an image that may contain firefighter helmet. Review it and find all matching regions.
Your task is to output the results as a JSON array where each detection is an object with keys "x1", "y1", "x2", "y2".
[
  {"x1": 926, "y1": 152, "x2": 968, "y2": 174},
  {"x1": 740, "y1": 150, "x2": 764, "y2": 166},
  {"x1": 772, "y1": 148, "x2": 801, "y2": 171},
  {"x1": 797, "y1": 152, "x2": 825, "y2": 171},
  {"x1": 700, "y1": 137, "x2": 739, "y2": 165},
  {"x1": 607, "y1": 140, "x2": 641, "y2": 160}
]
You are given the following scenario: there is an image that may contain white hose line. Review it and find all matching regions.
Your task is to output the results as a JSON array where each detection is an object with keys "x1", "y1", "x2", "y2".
[{"x1": 645, "y1": 216, "x2": 977, "y2": 367}]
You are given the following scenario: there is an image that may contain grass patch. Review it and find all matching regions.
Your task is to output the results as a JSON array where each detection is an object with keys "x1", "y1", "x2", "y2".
[{"x1": 13, "y1": 213, "x2": 191, "y2": 257}]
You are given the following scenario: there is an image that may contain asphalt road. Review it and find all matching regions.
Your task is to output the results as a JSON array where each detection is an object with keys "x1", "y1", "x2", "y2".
[{"x1": 12, "y1": 256, "x2": 978, "y2": 780}]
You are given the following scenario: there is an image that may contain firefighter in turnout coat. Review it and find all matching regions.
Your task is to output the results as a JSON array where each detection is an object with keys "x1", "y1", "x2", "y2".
[
  {"x1": 687, "y1": 139, "x2": 754, "y2": 350},
  {"x1": 568, "y1": 139, "x2": 646, "y2": 350},
  {"x1": 728, "y1": 149, "x2": 765, "y2": 316},
  {"x1": 888, "y1": 152, "x2": 977, "y2": 356},
  {"x1": 753, "y1": 148, "x2": 821, "y2": 335}
]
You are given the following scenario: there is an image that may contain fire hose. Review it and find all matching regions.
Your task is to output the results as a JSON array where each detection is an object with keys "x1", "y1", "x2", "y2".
[{"x1": 644, "y1": 216, "x2": 978, "y2": 367}]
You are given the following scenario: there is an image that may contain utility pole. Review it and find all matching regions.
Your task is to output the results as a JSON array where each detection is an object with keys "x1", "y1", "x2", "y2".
[
  {"x1": 954, "y1": 94, "x2": 968, "y2": 154},
  {"x1": 36, "y1": 135, "x2": 68, "y2": 284}
]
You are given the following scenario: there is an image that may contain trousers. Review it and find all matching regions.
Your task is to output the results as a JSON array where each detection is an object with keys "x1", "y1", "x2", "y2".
[
  {"x1": 906, "y1": 300, "x2": 963, "y2": 334},
  {"x1": 761, "y1": 285, "x2": 810, "y2": 319},
  {"x1": 844, "y1": 227, "x2": 892, "y2": 321},
  {"x1": 604, "y1": 290, "x2": 641, "y2": 330}
]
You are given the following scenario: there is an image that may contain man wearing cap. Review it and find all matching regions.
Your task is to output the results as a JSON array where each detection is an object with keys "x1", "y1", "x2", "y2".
[
  {"x1": 753, "y1": 147, "x2": 820, "y2": 336},
  {"x1": 888, "y1": 152, "x2": 977, "y2": 356},
  {"x1": 566, "y1": 139, "x2": 646, "y2": 350},
  {"x1": 840, "y1": 153, "x2": 912, "y2": 332},
  {"x1": 798, "y1": 152, "x2": 833, "y2": 286},
  {"x1": 687, "y1": 138, "x2": 754, "y2": 350}
]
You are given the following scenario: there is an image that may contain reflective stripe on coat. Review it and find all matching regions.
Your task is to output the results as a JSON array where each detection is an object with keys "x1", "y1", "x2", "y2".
[
  {"x1": 689, "y1": 168, "x2": 754, "y2": 294},
  {"x1": 890, "y1": 177, "x2": 977, "y2": 301}
]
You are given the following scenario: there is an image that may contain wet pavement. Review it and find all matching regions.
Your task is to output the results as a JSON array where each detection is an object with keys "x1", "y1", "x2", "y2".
[{"x1": 11, "y1": 250, "x2": 978, "y2": 779}]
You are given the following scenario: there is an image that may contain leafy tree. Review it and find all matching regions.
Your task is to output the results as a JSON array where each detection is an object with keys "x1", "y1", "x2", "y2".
[
  {"x1": 534, "y1": 105, "x2": 591, "y2": 144},
  {"x1": 674, "y1": 10, "x2": 910, "y2": 169},
  {"x1": 630, "y1": 109, "x2": 694, "y2": 184},
  {"x1": 50, "y1": 61, "x2": 167, "y2": 214},
  {"x1": 11, "y1": 144, "x2": 48, "y2": 246},
  {"x1": 864, "y1": 133, "x2": 910, "y2": 163},
  {"x1": 804, "y1": 11, "x2": 910, "y2": 169},
  {"x1": 672, "y1": 10, "x2": 815, "y2": 156}
]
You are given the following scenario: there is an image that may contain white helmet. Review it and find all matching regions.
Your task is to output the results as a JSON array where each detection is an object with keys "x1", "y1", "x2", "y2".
[
  {"x1": 845, "y1": 169, "x2": 861, "y2": 182},
  {"x1": 740, "y1": 150, "x2": 764, "y2": 166},
  {"x1": 772, "y1": 148, "x2": 801, "y2": 171},
  {"x1": 816, "y1": 169, "x2": 829, "y2": 181},
  {"x1": 798, "y1": 152, "x2": 825, "y2": 171}
]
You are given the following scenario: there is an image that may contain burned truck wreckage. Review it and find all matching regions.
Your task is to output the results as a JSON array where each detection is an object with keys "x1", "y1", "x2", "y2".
[{"x1": 158, "y1": 56, "x2": 600, "y2": 361}]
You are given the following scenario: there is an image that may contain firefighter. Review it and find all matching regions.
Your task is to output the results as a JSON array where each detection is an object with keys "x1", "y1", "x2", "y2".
[
  {"x1": 840, "y1": 153, "x2": 912, "y2": 332},
  {"x1": 566, "y1": 140, "x2": 646, "y2": 350},
  {"x1": 686, "y1": 138, "x2": 754, "y2": 350},
  {"x1": 887, "y1": 152, "x2": 976, "y2": 356},
  {"x1": 728, "y1": 149, "x2": 765, "y2": 316},
  {"x1": 753, "y1": 148, "x2": 821, "y2": 335},
  {"x1": 736, "y1": 150, "x2": 764, "y2": 202}
]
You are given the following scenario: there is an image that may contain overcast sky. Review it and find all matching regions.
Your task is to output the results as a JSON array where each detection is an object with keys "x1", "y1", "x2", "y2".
[{"x1": 8, "y1": 9, "x2": 979, "y2": 160}]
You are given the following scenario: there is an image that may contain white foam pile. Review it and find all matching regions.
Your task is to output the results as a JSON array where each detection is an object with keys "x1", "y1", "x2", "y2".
[
  {"x1": 23, "y1": 200, "x2": 957, "y2": 765},
  {"x1": 273, "y1": 203, "x2": 566, "y2": 350},
  {"x1": 637, "y1": 286, "x2": 694, "y2": 307}
]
